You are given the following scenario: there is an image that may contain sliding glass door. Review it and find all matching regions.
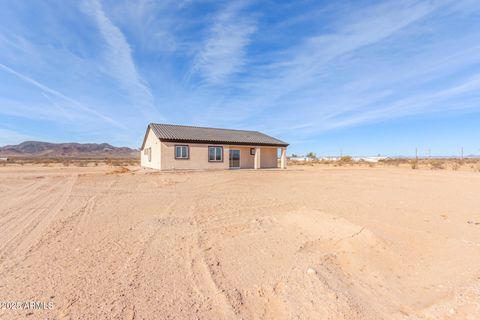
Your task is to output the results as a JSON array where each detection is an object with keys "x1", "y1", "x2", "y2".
[{"x1": 229, "y1": 149, "x2": 240, "y2": 168}]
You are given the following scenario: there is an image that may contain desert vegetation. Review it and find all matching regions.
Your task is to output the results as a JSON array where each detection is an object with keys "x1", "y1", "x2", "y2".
[
  {"x1": 288, "y1": 157, "x2": 480, "y2": 172},
  {"x1": 1, "y1": 157, "x2": 139, "y2": 167}
]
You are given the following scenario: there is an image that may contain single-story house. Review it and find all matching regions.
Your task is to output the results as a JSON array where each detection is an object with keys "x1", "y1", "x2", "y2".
[{"x1": 140, "y1": 123, "x2": 288, "y2": 170}]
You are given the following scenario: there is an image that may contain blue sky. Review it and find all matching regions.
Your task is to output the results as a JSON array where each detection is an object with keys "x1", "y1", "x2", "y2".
[{"x1": 1, "y1": 0, "x2": 480, "y2": 156}]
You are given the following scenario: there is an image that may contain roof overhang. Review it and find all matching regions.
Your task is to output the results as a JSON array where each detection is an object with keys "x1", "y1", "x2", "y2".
[
  {"x1": 160, "y1": 139, "x2": 288, "y2": 147},
  {"x1": 139, "y1": 125, "x2": 156, "y2": 150}
]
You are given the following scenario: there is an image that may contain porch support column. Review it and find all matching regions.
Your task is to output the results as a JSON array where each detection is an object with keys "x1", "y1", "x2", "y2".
[
  {"x1": 280, "y1": 147, "x2": 287, "y2": 169},
  {"x1": 254, "y1": 147, "x2": 261, "y2": 169}
]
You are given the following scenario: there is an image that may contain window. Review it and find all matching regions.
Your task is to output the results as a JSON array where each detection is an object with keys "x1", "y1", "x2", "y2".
[
  {"x1": 175, "y1": 145, "x2": 189, "y2": 159},
  {"x1": 250, "y1": 148, "x2": 256, "y2": 155},
  {"x1": 208, "y1": 146, "x2": 223, "y2": 162},
  {"x1": 143, "y1": 147, "x2": 151, "y2": 161}
]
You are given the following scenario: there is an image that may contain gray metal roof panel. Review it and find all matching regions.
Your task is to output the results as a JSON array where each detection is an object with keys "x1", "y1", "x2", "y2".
[{"x1": 148, "y1": 123, "x2": 288, "y2": 147}]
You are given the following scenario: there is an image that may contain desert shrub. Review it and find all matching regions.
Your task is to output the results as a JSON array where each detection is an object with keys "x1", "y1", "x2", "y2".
[
  {"x1": 63, "y1": 161, "x2": 70, "y2": 167},
  {"x1": 429, "y1": 160, "x2": 445, "y2": 170},
  {"x1": 380, "y1": 158, "x2": 409, "y2": 166},
  {"x1": 117, "y1": 166, "x2": 130, "y2": 173},
  {"x1": 106, "y1": 166, "x2": 130, "y2": 175},
  {"x1": 288, "y1": 159, "x2": 304, "y2": 166},
  {"x1": 76, "y1": 161, "x2": 86, "y2": 167},
  {"x1": 390, "y1": 160, "x2": 400, "y2": 167},
  {"x1": 306, "y1": 152, "x2": 317, "y2": 160},
  {"x1": 94, "y1": 161, "x2": 99, "y2": 166},
  {"x1": 411, "y1": 160, "x2": 418, "y2": 170},
  {"x1": 452, "y1": 162, "x2": 461, "y2": 171},
  {"x1": 335, "y1": 156, "x2": 353, "y2": 166}
]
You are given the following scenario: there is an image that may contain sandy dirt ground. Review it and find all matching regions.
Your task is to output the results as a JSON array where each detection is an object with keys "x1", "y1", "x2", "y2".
[{"x1": 0, "y1": 164, "x2": 479, "y2": 319}]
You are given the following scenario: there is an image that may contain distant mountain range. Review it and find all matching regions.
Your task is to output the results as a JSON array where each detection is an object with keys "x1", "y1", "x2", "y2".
[{"x1": 0, "y1": 141, "x2": 139, "y2": 159}]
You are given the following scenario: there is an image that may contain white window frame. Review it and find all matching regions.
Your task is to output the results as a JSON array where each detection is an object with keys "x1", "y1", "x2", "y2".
[{"x1": 175, "y1": 145, "x2": 189, "y2": 159}]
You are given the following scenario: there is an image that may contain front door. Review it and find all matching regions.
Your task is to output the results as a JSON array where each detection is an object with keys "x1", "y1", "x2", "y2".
[{"x1": 229, "y1": 149, "x2": 240, "y2": 168}]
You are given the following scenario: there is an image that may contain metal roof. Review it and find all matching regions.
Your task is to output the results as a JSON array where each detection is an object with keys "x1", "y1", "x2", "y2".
[{"x1": 142, "y1": 123, "x2": 288, "y2": 149}]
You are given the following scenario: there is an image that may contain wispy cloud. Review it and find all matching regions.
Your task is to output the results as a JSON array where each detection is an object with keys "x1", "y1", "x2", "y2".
[
  {"x1": 0, "y1": 63, "x2": 125, "y2": 128},
  {"x1": 41, "y1": 93, "x2": 75, "y2": 121},
  {"x1": 197, "y1": 0, "x2": 477, "y2": 132},
  {"x1": 82, "y1": 0, "x2": 159, "y2": 117},
  {"x1": 284, "y1": 72, "x2": 480, "y2": 136},
  {"x1": 190, "y1": 1, "x2": 256, "y2": 85},
  {"x1": 240, "y1": 1, "x2": 444, "y2": 99},
  {"x1": 107, "y1": 0, "x2": 179, "y2": 53}
]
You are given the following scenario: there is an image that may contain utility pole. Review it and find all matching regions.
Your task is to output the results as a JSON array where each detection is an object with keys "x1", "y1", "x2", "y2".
[
  {"x1": 415, "y1": 147, "x2": 418, "y2": 161},
  {"x1": 461, "y1": 147, "x2": 464, "y2": 160}
]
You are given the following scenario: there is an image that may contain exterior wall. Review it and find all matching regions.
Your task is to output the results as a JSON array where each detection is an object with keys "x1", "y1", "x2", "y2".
[
  {"x1": 141, "y1": 138, "x2": 280, "y2": 171},
  {"x1": 140, "y1": 128, "x2": 161, "y2": 170},
  {"x1": 260, "y1": 147, "x2": 278, "y2": 168},
  {"x1": 161, "y1": 142, "x2": 229, "y2": 170}
]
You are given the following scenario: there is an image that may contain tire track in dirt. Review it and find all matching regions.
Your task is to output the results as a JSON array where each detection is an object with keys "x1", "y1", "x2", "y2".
[
  {"x1": 104, "y1": 199, "x2": 179, "y2": 320},
  {"x1": 185, "y1": 202, "x2": 239, "y2": 319},
  {"x1": 0, "y1": 178, "x2": 45, "y2": 214},
  {"x1": 32, "y1": 176, "x2": 119, "y2": 253},
  {"x1": 0, "y1": 176, "x2": 60, "y2": 224},
  {"x1": 183, "y1": 175, "x2": 308, "y2": 319},
  {"x1": 70, "y1": 178, "x2": 119, "y2": 243},
  {"x1": 0, "y1": 176, "x2": 64, "y2": 234},
  {"x1": 0, "y1": 178, "x2": 65, "y2": 237},
  {"x1": 67, "y1": 195, "x2": 97, "y2": 244},
  {"x1": 0, "y1": 174, "x2": 77, "y2": 272}
]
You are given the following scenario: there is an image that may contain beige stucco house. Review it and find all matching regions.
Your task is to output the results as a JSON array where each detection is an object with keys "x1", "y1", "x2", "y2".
[{"x1": 140, "y1": 123, "x2": 288, "y2": 170}]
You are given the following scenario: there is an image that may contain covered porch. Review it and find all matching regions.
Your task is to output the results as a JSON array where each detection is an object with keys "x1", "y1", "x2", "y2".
[{"x1": 227, "y1": 146, "x2": 287, "y2": 170}]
